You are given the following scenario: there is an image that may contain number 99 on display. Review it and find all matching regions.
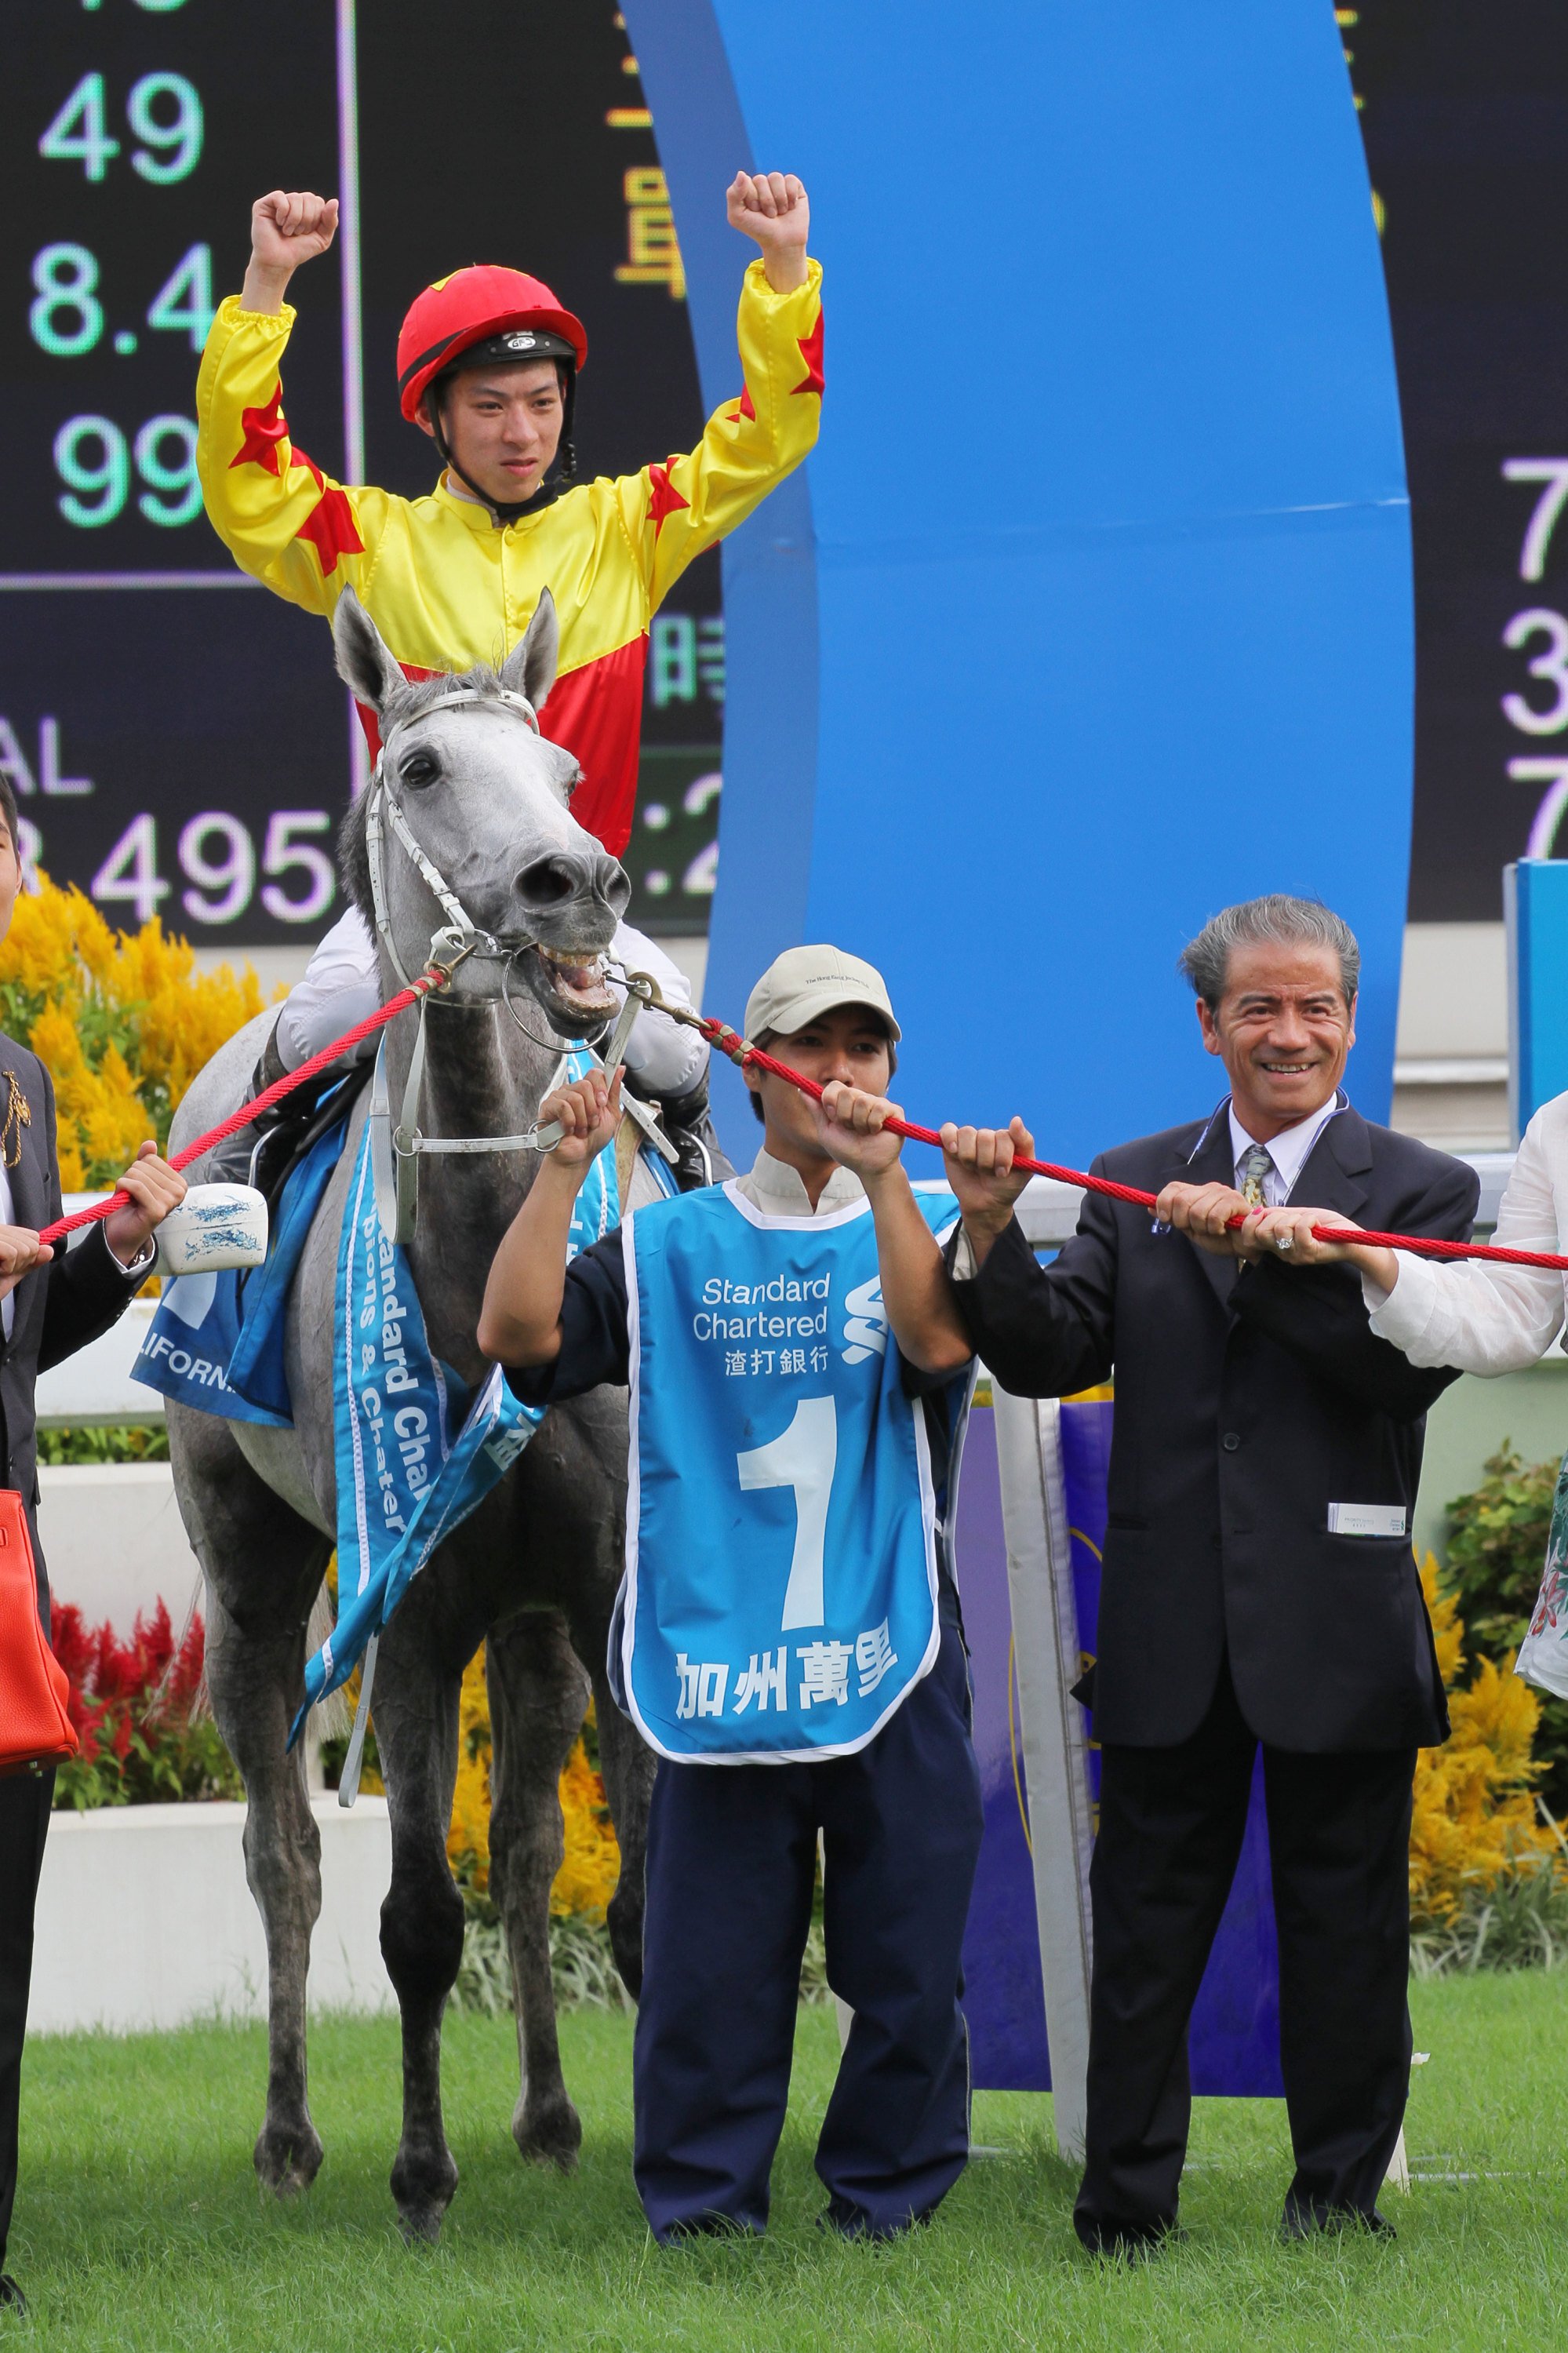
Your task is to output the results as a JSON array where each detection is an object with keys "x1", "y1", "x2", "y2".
[
  {"x1": 54, "y1": 414, "x2": 199, "y2": 528},
  {"x1": 88, "y1": 810, "x2": 337, "y2": 928}
]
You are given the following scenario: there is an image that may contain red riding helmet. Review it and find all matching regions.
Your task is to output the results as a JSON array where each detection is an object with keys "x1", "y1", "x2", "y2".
[{"x1": 395, "y1": 266, "x2": 589, "y2": 424}]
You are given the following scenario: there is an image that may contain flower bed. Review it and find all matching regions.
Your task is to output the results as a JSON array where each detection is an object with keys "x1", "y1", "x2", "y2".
[
  {"x1": 0, "y1": 876, "x2": 267, "y2": 1186},
  {"x1": 49, "y1": 1599, "x2": 242, "y2": 1810}
]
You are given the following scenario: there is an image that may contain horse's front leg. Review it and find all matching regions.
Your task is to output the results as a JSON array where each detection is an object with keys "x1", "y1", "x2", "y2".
[
  {"x1": 370, "y1": 1589, "x2": 469, "y2": 2242},
  {"x1": 485, "y1": 1606, "x2": 591, "y2": 2167}
]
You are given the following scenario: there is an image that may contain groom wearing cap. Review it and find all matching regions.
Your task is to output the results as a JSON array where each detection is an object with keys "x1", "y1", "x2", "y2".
[{"x1": 478, "y1": 946, "x2": 984, "y2": 2242}]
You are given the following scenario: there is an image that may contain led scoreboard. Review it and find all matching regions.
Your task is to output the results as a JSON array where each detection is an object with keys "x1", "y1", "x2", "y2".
[
  {"x1": 1343, "y1": 4, "x2": 1568, "y2": 918},
  {"x1": 0, "y1": 0, "x2": 722, "y2": 945}
]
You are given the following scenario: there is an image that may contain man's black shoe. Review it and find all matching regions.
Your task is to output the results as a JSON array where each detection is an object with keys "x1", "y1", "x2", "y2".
[
  {"x1": 1281, "y1": 2202, "x2": 1396, "y2": 2242},
  {"x1": 0, "y1": 2275, "x2": 29, "y2": 2316},
  {"x1": 1075, "y1": 2218, "x2": 1186, "y2": 2260}
]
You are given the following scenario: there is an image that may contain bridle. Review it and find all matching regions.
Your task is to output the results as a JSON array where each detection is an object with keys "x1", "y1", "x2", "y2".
[
  {"x1": 362, "y1": 685, "x2": 663, "y2": 1240},
  {"x1": 364, "y1": 683, "x2": 545, "y2": 987}
]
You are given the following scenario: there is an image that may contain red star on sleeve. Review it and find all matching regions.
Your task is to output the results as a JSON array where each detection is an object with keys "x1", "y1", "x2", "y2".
[
  {"x1": 229, "y1": 382, "x2": 290, "y2": 475},
  {"x1": 791, "y1": 310, "x2": 824, "y2": 398},
  {"x1": 725, "y1": 384, "x2": 758, "y2": 425},
  {"x1": 647, "y1": 461, "x2": 691, "y2": 541},
  {"x1": 288, "y1": 448, "x2": 365, "y2": 576}
]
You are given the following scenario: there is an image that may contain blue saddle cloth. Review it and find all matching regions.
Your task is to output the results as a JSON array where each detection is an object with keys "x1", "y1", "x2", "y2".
[{"x1": 133, "y1": 1108, "x2": 351, "y2": 1426}]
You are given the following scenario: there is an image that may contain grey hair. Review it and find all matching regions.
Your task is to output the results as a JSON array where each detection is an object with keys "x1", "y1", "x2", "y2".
[{"x1": 1179, "y1": 894, "x2": 1359, "y2": 1010}]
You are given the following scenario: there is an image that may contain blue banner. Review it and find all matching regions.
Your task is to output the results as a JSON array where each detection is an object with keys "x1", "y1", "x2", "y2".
[
  {"x1": 132, "y1": 1113, "x2": 348, "y2": 1426},
  {"x1": 293, "y1": 1123, "x2": 544, "y2": 1736}
]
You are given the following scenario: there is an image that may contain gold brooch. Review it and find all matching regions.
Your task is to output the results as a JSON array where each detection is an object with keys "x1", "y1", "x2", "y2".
[{"x1": 0, "y1": 1071, "x2": 32, "y2": 1171}]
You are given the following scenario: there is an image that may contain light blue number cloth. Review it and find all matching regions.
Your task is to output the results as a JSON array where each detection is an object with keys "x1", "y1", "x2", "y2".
[{"x1": 617, "y1": 1179, "x2": 969, "y2": 1765}]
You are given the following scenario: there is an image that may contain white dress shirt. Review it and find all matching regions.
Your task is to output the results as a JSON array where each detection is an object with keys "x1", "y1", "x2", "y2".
[
  {"x1": 1364, "y1": 1091, "x2": 1568, "y2": 1372},
  {"x1": 1228, "y1": 1093, "x2": 1344, "y2": 1208}
]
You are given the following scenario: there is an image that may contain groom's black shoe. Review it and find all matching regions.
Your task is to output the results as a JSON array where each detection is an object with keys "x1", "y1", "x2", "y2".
[{"x1": 0, "y1": 2274, "x2": 30, "y2": 2315}]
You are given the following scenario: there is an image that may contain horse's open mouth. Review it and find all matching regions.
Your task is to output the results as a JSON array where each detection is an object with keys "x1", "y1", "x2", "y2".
[{"x1": 527, "y1": 943, "x2": 619, "y2": 1028}]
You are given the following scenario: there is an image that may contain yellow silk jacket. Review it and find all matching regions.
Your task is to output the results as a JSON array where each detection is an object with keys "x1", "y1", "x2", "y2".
[{"x1": 195, "y1": 259, "x2": 823, "y2": 852}]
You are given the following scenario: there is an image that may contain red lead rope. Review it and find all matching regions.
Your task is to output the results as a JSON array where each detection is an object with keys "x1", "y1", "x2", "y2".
[
  {"x1": 34, "y1": 966, "x2": 450, "y2": 1250},
  {"x1": 697, "y1": 1019, "x2": 1568, "y2": 1277},
  {"x1": 31, "y1": 974, "x2": 1568, "y2": 1278}
]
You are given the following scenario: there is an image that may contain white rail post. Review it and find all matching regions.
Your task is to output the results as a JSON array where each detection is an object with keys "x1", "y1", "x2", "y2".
[{"x1": 991, "y1": 1387, "x2": 1097, "y2": 2159}]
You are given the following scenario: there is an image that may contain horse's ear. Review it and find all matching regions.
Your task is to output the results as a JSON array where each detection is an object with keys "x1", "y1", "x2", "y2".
[
  {"x1": 501, "y1": 588, "x2": 559, "y2": 711},
  {"x1": 332, "y1": 588, "x2": 404, "y2": 712}
]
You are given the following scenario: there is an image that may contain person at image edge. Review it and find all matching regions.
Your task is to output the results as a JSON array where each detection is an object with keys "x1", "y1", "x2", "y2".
[{"x1": 940, "y1": 894, "x2": 1478, "y2": 2252}]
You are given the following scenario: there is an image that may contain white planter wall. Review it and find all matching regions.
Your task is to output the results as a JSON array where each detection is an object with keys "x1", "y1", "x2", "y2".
[
  {"x1": 31, "y1": 1797, "x2": 394, "y2": 2034},
  {"x1": 38, "y1": 1461, "x2": 203, "y2": 1630}
]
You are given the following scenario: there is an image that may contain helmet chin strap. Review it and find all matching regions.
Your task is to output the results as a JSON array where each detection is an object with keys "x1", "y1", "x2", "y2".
[{"x1": 427, "y1": 370, "x2": 577, "y2": 526}]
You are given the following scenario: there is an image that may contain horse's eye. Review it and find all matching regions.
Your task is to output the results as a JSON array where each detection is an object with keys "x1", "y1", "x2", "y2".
[{"x1": 401, "y1": 751, "x2": 440, "y2": 792}]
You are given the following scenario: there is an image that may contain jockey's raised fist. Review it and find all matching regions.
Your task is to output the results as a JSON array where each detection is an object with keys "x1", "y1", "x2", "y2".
[
  {"x1": 726, "y1": 172, "x2": 809, "y2": 293},
  {"x1": 245, "y1": 191, "x2": 339, "y2": 310}
]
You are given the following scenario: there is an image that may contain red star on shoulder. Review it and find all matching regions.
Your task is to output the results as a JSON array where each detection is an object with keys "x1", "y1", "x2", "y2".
[
  {"x1": 791, "y1": 310, "x2": 824, "y2": 398},
  {"x1": 229, "y1": 382, "x2": 290, "y2": 475},
  {"x1": 647, "y1": 461, "x2": 690, "y2": 540},
  {"x1": 288, "y1": 450, "x2": 364, "y2": 576},
  {"x1": 726, "y1": 384, "x2": 757, "y2": 425}
]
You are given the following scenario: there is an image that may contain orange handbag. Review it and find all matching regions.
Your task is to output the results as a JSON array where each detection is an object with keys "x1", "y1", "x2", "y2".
[{"x1": 0, "y1": 1489, "x2": 78, "y2": 1775}]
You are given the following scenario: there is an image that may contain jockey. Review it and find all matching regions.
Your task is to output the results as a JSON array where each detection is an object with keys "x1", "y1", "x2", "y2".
[{"x1": 196, "y1": 174, "x2": 822, "y2": 1186}]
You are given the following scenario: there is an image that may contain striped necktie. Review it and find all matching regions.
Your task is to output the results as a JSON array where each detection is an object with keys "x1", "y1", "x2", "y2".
[{"x1": 1239, "y1": 1144, "x2": 1274, "y2": 1207}]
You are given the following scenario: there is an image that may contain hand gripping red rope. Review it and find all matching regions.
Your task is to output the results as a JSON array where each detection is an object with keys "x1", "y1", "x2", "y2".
[
  {"x1": 695, "y1": 1018, "x2": 1568, "y2": 1276},
  {"x1": 34, "y1": 964, "x2": 452, "y2": 1250},
  {"x1": 31, "y1": 972, "x2": 1568, "y2": 1277}
]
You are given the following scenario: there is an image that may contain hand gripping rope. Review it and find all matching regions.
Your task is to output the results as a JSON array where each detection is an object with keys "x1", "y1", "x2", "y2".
[
  {"x1": 613, "y1": 971, "x2": 1568, "y2": 1278},
  {"x1": 34, "y1": 952, "x2": 466, "y2": 1251},
  {"x1": 32, "y1": 956, "x2": 1568, "y2": 1276}
]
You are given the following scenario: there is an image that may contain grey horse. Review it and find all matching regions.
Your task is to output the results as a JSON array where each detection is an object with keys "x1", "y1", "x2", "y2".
[{"x1": 166, "y1": 590, "x2": 657, "y2": 2240}]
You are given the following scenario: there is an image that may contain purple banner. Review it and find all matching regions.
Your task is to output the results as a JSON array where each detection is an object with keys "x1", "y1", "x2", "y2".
[{"x1": 957, "y1": 1397, "x2": 1283, "y2": 2097}]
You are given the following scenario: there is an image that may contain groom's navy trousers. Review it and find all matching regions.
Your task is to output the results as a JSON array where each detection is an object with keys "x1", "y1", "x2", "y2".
[{"x1": 632, "y1": 1623, "x2": 983, "y2": 2242}]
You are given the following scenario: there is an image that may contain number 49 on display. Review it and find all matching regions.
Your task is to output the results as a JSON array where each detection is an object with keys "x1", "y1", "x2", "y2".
[
  {"x1": 39, "y1": 70, "x2": 203, "y2": 185},
  {"x1": 90, "y1": 812, "x2": 337, "y2": 928}
]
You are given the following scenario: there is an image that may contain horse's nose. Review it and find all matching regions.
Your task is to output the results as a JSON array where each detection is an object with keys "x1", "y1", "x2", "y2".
[{"x1": 515, "y1": 847, "x2": 630, "y2": 920}]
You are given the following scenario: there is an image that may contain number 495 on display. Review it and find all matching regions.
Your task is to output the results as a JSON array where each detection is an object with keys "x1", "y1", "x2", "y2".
[{"x1": 90, "y1": 811, "x2": 336, "y2": 927}]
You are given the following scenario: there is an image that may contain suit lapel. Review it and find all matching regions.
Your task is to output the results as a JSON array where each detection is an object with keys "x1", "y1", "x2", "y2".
[
  {"x1": 2, "y1": 1060, "x2": 48, "y2": 1363},
  {"x1": 1290, "y1": 1101, "x2": 1372, "y2": 1223},
  {"x1": 1166, "y1": 1103, "x2": 1243, "y2": 1313}
]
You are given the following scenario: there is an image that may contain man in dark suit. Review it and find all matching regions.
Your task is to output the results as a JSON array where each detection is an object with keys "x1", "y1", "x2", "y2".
[
  {"x1": 940, "y1": 894, "x2": 1477, "y2": 2253},
  {"x1": 0, "y1": 778, "x2": 187, "y2": 2315}
]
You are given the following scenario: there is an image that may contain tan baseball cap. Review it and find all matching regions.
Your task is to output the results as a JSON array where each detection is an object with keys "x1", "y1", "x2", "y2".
[{"x1": 744, "y1": 945, "x2": 901, "y2": 1044}]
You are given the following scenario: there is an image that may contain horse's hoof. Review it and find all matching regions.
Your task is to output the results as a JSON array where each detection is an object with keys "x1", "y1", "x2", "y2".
[
  {"x1": 513, "y1": 2093, "x2": 583, "y2": 2172},
  {"x1": 391, "y1": 2150, "x2": 457, "y2": 2242},
  {"x1": 253, "y1": 2120, "x2": 324, "y2": 2198}
]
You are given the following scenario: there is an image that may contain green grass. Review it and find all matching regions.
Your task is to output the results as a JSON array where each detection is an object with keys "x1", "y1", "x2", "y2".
[{"x1": 10, "y1": 1974, "x2": 1568, "y2": 2350}]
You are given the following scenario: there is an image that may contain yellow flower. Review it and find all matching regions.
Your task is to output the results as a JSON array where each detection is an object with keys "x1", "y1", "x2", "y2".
[
  {"x1": 1410, "y1": 1554, "x2": 1560, "y2": 1927},
  {"x1": 0, "y1": 876, "x2": 268, "y2": 1186},
  {"x1": 446, "y1": 1644, "x2": 620, "y2": 1917}
]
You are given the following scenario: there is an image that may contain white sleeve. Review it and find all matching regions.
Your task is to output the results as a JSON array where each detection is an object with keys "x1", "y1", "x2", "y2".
[
  {"x1": 275, "y1": 905, "x2": 384, "y2": 1070},
  {"x1": 1364, "y1": 1109, "x2": 1568, "y2": 1374},
  {"x1": 609, "y1": 923, "x2": 709, "y2": 1098}
]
